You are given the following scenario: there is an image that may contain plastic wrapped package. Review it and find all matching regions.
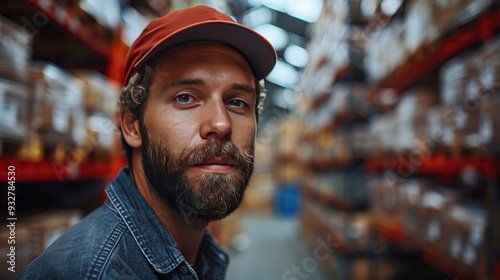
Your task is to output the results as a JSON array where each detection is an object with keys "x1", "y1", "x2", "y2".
[
  {"x1": 440, "y1": 54, "x2": 473, "y2": 106},
  {"x1": 427, "y1": 106, "x2": 447, "y2": 146},
  {"x1": 415, "y1": 187, "x2": 461, "y2": 255},
  {"x1": 395, "y1": 87, "x2": 439, "y2": 151},
  {"x1": 0, "y1": 79, "x2": 29, "y2": 141},
  {"x1": 432, "y1": 0, "x2": 493, "y2": 34},
  {"x1": 404, "y1": 0, "x2": 439, "y2": 53},
  {"x1": 439, "y1": 53, "x2": 485, "y2": 148},
  {"x1": 369, "y1": 112, "x2": 398, "y2": 154},
  {"x1": 0, "y1": 16, "x2": 33, "y2": 82},
  {"x1": 29, "y1": 63, "x2": 84, "y2": 147},
  {"x1": 479, "y1": 36, "x2": 500, "y2": 93},
  {"x1": 72, "y1": 70, "x2": 119, "y2": 117},
  {"x1": 443, "y1": 202, "x2": 487, "y2": 277},
  {"x1": 399, "y1": 180, "x2": 430, "y2": 242},
  {"x1": 480, "y1": 95, "x2": 500, "y2": 145},
  {"x1": 370, "y1": 178, "x2": 402, "y2": 218}
]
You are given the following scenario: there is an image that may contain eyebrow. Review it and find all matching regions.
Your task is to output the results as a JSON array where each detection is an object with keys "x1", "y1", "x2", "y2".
[
  {"x1": 160, "y1": 79, "x2": 256, "y2": 95},
  {"x1": 230, "y1": 83, "x2": 256, "y2": 95},
  {"x1": 160, "y1": 78, "x2": 205, "y2": 92}
]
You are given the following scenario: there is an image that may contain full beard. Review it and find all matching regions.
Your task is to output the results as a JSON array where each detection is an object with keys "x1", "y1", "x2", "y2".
[{"x1": 140, "y1": 123, "x2": 254, "y2": 227}]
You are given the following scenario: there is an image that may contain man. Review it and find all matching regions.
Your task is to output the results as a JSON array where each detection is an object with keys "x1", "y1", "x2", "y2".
[{"x1": 20, "y1": 5, "x2": 276, "y2": 279}]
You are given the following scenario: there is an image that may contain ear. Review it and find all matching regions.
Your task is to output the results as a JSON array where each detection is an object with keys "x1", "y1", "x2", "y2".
[{"x1": 120, "y1": 113, "x2": 142, "y2": 148}]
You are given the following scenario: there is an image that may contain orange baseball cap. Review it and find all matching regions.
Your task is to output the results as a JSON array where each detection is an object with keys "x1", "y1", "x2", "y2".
[{"x1": 123, "y1": 5, "x2": 277, "y2": 85}]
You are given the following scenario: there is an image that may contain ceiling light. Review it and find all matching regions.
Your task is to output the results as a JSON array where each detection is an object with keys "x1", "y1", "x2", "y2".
[
  {"x1": 261, "y1": 0, "x2": 286, "y2": 12},
  {"x1": 242, "y1": 7, "x2": 273, "y2": 28},
  {"x1": 254, "y1": 24, "x2": 289, "y2": 50},
  {"x1": 266, "y1": 60, "x2": 300, "y2": 88},
  {"x1": 285, "y1": 0, "x2": 323, "y2": 23},
  {"x1": 284, "y1": 45, "x2": 309, "y2": 68},
  {"x1": 122, "y1": 7, "x2": 150, "y2": 46},
  {"x1": 361, "y1": 0, "x2": 377, "y2": 18},
  {"x1": 381, "y1": 0, "x2": 402, "y2": 15}
]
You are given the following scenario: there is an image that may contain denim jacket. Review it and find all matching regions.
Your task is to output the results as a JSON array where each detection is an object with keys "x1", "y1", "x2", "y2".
[{"x1": 19, "y1": 168, "x2": 229, "y2": 280}]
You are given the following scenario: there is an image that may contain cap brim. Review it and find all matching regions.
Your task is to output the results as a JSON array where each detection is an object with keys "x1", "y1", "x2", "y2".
[{"x1": 134, "y1": 21, "x2": 277, "y2": 81}]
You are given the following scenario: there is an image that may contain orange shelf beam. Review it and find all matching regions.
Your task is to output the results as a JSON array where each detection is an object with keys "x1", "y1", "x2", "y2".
[
  {"x1": 0, "y1": 157, "x2": 110, "y2": 182},
  {"x1": 25, "y1": 0, "x2": 113, "y2": 59},
  {"x1": 368, "y1": 9, "x2": 500, "y2": 102}
]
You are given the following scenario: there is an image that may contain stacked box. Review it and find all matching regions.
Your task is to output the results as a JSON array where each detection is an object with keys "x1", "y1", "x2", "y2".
[
  {"x1": 479, "y1": 36, "x2": 500, "y2": 93},
  {"x1": 0, "y1": 79, "x2": 29, "y2": 142},
  {"x1": 399, "y1": 180, "x2": 430, "y2": 242},
  {"x1": 0, "y1": 16, "x2": 33, "y2": 83},
  {"x1": 370, "y1": 178, "x2": 403, "y2": 218},
  {"x1": 439, "y1": 53, "x2": 485, "y2": 148},
  {"x1": 443, "y1": 203, "x2": 488, "y2": 278},
  {"x1": 415, "y1": 188, "x2": 460, "y2": 256},
  {"x1": 404, "y1": 0, "x2": 439, "y2": 54},
  {"x1": 395, "y1": 87, "x2": 439, "y2": 152},
  {"x1": 72, "y1": 70, "x2": 118, "y2": 117},
  {"x1": 29, "y1": 63, "x2": 84, "y2": 150}
]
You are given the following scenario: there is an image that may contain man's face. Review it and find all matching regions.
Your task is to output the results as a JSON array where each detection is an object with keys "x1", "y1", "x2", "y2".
[{"x1": 139, "y1": 43, "x2": 257, "y2": 223}]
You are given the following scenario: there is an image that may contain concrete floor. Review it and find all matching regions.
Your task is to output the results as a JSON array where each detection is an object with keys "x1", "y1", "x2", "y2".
[{"x1": 226, "y1": 212, "x2": 334, "y2": 280}]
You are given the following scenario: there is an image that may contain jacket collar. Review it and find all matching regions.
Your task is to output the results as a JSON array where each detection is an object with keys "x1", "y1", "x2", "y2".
[{"x1": 105, "y1": 168, "x2": 229, "y2": 274}]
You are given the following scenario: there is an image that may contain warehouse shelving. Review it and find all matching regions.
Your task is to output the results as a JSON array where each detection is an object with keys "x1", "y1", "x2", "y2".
[
  {"x1": 298, "y1": 1, "x2": 500, "y2": 279},
  {"x1": 0, "y1": 157, "x2": 111, "y2": 182},
  {"x1": 24, "y1": 0, "x2": 114, "y2": 59},
  {"x1": 368, "y1": 8, "x2": 500, "y2": 103},
  {"x1": 0, "y1": 0, "x2": 126, "y2": 183}
]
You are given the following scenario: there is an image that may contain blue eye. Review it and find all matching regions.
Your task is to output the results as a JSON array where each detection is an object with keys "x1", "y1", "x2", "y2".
[
  {"x1": 228, "y1": 99, "x2": 247, "y2": 108},
  {"x1": 175, "y1": 94, "x2": 194, "y2": 104}
]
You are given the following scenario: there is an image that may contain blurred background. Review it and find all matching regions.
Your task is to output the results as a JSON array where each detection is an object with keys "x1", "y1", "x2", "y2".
[{"x1": 0, "y1": 0, "x2": 499, "y2": 279}]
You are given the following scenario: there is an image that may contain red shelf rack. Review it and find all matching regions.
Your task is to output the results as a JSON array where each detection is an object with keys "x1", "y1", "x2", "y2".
[
  {"x1": 25, "y1": 0, "x2": 113, "y2": 59},
  {"x1": 368, "y1": 9, "x2": 500, "y2": 103},
  {"x1": 366, "y1": 154, "x2": 498, "y2": 181},
  {"x1": 0, "y1": 157, "x2": 110, "y2": 182}
]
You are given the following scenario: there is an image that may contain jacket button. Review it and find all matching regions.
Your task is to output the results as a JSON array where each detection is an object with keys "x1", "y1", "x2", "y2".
[{"x1": 180, "y1": 265, "x2": 188, "y2": 274}]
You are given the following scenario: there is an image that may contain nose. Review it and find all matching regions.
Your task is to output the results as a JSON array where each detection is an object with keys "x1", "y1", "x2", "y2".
[{"x1": 200, "y1": 99, "x2": 232, "y2": 140}]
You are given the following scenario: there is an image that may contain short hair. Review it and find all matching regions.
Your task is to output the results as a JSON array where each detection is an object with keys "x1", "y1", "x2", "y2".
[{"x1": 117, "y1": 59, "x2": 266, "y2": 166}]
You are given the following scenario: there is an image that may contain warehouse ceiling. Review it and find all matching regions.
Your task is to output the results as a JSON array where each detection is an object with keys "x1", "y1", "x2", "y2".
[{"x1": 0, "y1": 0, "x2": 318, "y2": 131}]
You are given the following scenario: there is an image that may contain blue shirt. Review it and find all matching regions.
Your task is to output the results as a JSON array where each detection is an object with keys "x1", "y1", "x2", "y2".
[{"x1": 20, "y1": 168, "x2": 229, "y2": 279}]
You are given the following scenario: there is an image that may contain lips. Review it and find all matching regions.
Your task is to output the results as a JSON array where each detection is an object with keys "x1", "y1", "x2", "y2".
[
  {"x1": 193, "y1": 157, "x2": 236, "y2": 173},
  {"x1": 199, "y1": 156, "x2": 235, "y2": 166}
]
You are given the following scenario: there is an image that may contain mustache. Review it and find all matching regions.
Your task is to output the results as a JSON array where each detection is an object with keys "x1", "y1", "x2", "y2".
[{"x1": 173, "y1": 139, "x2": 254, "y2": 171}]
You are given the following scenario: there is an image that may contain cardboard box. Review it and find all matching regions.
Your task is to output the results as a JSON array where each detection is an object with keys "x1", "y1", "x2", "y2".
[
  {"x1": 0, "y1": 16, "x2": 33, "y2": 83},
  {"x1": 444, "y1": 203, "x2": 488, "y2": 277},
  {"x1": 480, "y1": 97, "x2": 500, "y2": 145},
  {"x1": 29, "y1": 63, "x2": 84, "y2": 146},
  {"x1": 72, "y1": 70, "x2": 119, "y2": 117},
  {"x1": 0, "y1": 78, "x2": 29, "y2": 142},
  {"x1": 415, "y1": 188, "x2": 460, "y2": 256}
]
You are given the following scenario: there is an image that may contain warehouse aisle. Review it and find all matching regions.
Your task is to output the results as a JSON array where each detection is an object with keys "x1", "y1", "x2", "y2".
[{"x1": 226, "y1": 213, "x2": 333, "y2": 280}]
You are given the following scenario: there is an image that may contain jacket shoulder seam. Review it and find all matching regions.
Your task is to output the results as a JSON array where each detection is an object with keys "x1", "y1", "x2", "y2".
[{"x1": 86, "y1": 221, "x2": 127, "y2": 280}]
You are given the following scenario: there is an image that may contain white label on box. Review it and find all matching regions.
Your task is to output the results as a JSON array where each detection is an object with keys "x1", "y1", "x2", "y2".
[
  {"x1": 2, "y1": 96, "x2": 19, "y2": 126},
  {"x1": 463, "y1": 244, "x2": 476, "y2": 266},
  {"x1": 469, "y1": 222, "x2": 484, "y2": 246},
  {"x1": 71, "y1": 110, "x2": 86, "y2": 144},
  {"x1": 481, "y1": 65, "x2": 494, "y2": 90},
  {"x1": 427, "y1": 217, "x2": 441, "y2": 242},
  {"x1": 53, "y1": 106, "x2": 70, "y2": 133},
  {"x1": 450, "y1": 234, "x2": 462, "y2": 259},
  {"x1": 479, "y1": 116, "x2": 493, "y2": 143}
]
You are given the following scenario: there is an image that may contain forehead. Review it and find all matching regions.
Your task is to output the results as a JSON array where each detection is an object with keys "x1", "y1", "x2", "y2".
[{"x1": 154, "y1": 42, "x2": 254, "y2": 73}]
